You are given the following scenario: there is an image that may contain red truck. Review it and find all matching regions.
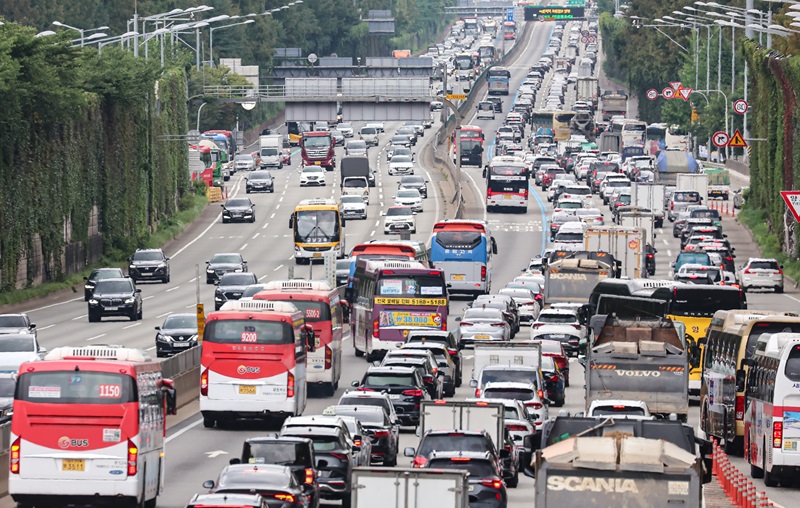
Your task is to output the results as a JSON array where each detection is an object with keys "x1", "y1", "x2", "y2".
[{"x1": 301, "y1": 131, "x2": 335, "y2": 171}]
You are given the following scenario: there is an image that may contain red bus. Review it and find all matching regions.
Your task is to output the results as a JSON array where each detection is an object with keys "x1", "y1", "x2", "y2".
[
  {"x1": 346, "y1": 242, "x2": 424, "y2": 304},
  {"x1": 254, "y1": 280, "x2": 344, "y2": 396},
  {"x1": 9, "y1": 345, "x2": 177, "y2": 508},
  {"x1": 200, "y1": 300, "x2": 316, "y2": 428}
]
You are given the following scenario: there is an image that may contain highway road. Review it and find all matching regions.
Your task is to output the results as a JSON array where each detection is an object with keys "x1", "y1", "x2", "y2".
[{"x1": 2, "y1": 14, "x2": 800, "y2": 508}]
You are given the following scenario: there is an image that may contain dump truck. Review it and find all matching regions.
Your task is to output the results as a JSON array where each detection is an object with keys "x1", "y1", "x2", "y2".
[
  {"x1": 544, "y1": 257, "x2": 615, "y2": 306},
  {"x1": 655, "y1": 149, "x2": 699, "y2": 186},
  {"x1": 585, "y1": 314, "x2": 689, "y2": 421},
  {"x1": 576, "y1": 77, "x2": 599, "y2": 110},
  {"x1": 583, "y1": 226, "x2": 646, "y2": 279},
  {"x1": 351, "y1": 468, "x2": 469, "y2": 508},
  {"x1": 600, "y1": 90, "x2": 627, "y2": 121}
]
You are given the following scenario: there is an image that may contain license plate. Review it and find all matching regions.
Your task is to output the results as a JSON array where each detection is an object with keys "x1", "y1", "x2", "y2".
[
  {"x1": 389, "y1": 394, "x2": 401, "y2": 399},
  {"x1": 503, "y1": 195, "x2": 513, "y2": 199},
  {"x1": 238, "y1": 385, "x2": 257, "y2": 395},
  {"x1": 451, "y1": 274, "x2": 465, "y2": 281},
  {"x1": 313, "y1": 253, "x2": 322, "y2": 258},
  {"x1": 174, "y1": 342, "x2": 190, "y2": 347},
  {"x1": 141, "y1": 273, "x2": 153, "y2": 276},
  {"x1": 314, "y1": 161, "x2": 321, "y2": 165},
  {"x1": 105, "y1": 306, "x2": 118, "y2": 311},
  {"x1": 62, "y1": 459, "x2": 84, "y2": 471},
  {"x1": 474, "y1": 334, "x2": 490, "y2": 339}
]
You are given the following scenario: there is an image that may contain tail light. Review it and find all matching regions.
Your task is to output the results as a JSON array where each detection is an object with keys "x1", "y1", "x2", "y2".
[
  {"x1": 525, "y1": 401, "x2": 543, "y2": 409},
  {"x1": 325, "y1": 345, "x2": 332, "y2": 369},
  {"x1": 10, "y1": 437, "x2": 20, "y2": 474},
  {"x1": 287, "y1": 372, "x2": 295, "y2": 398},
  {"x1": 773, "y1": 421, "x2": 783, "y2": 448},
  {"x1": 491, "y1": 323, "x2": 506, "y2": 328},
  {"x1": 353, "y1": 439, "x2": 363, "y2": 447},
  {"x1": 447, "y1": 348, "x2": 458, "y2": 357},
  {"x1": 735, "y1": 395, "x2": 744, "y2": 420},
  {"x1": 571, "y1": 324, "x2": 581, "y2": 330},
  {"x1": 777, "y1": 269, "x2": 783, "y2": 275},
  {"x1": 670, "y1": 202, "x2": 674, "y2": 210},
  {"x1": 646, "y1": 253, "x2": 654, "y2": 259},
  {"x1": 423, "y1": 375, "x2": 434, "y2": 383},
  {"x1": 481, "y1": 266, "x2": 487, "y2": 281},
  {"x1": 373, "y1": 430, "x2": 390, "y2": 438},
  {"x1": 304, "y1": 468, "x2": 315, "y2": 484},
  {"x1": 403, "y1": 389, "x2": 424, "y2": 397},
  {"x1": 474, "y1": 388, "x2": 481, "y2": 397},
  {"x1": 373, "y1": 318, "x2": 380, "y2": 337},
  {"x1": 460, "y1": 322, "x2": 474, "y2": 327},
  {"x1": 412, "y1": 455, "x2": 427, "y2": 468},
  {"x1": 550, "y1": 374, "x2": 560, "y2": 382},
  {"x1": 357, "y1": 386, "x2": 374, "y2": 392},
  {"x1": 330, "y1": 453, "x2": 349, "y2": 461},
  {"x1": 507, "y1": 424, "x2": 528, "y2": 431},
  {"x1": 274, "y1": 494, "x2": 295, "y2": 503},
  {"x1": 534, "y1": 294, "x2": 543, "y2": 301},
  {"x1": 537, "y1": 389, "x2": 544, "y2": 399},
  {"x1": 127, "y1": 439, "x2": 138, "y2": 476},
  {"x1": 200, "y1": 368, "x2": 209, "y2": 396},
  {"x1": 532, "y1": 323, "x2": 543, "y2": 328},
  {"x1": 481, "y1": 477, "x2": 504, "y2": 489}
]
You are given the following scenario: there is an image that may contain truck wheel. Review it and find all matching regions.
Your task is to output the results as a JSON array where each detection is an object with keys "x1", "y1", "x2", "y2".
[
  {"x1": 506, "y1": 468, "x2": 519, "y2": 488},
  {"x1": 203, "y1": 416, "x2": 215, "y2": 428},
  {"x1": 354, "y1": 347, "x2": 364, "y2": 358}
]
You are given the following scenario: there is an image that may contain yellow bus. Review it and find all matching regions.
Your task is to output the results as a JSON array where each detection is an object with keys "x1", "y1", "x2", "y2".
[
  {"x1": 552, "y1": 111, "x2": 574, "y2": 141},
  {"x1": 700, "y1": 310, "x2": 800, "y2": 455},
  {"x1": 289, "y1": 199, "x2": 346, "y2": 264}
]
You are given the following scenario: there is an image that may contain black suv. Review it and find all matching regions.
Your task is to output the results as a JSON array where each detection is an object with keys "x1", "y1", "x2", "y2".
[
  {"x1": 425, "y1": 451, "x2": 508, "y2": 507},
  {"x1": 404, "y1": 330, "x2": 462, "y2": 386},
  {"x1": 398, "y1": 175, "x2": 429, "y2": 198},
  {"x1": 83, "y1": 267, "x2": 125, "y2": 301},
  {"x1": 128, "y1": 248, "x2": 170, "y2": 283},
  {"x1": 206, "y1": 252, "x2": 248, "y2": 284},
  {"x1": 154, "y1": 313, "x2": 199, "y2": 357},
  {"x1": 246, "y1": 170, "x2": 274, "y2": 194},
  {"x1": 330, "y1": 405, "x2": 400, "y2": 467},
  {"x1": 352, "y1": 366, "x2": 431, "y2": 426},
  {"x1": 214, "y1": 272, "x2": 258, "y2": 310},
  {"x1": 88, "y1": 278, "x2": 142, "y2": 322},
  {"x1": 404, "y1": 429, "x2": 502, "y2": 469},
  {"x1": 230, "y1": 436, "x2": 321, "y2": 508}
]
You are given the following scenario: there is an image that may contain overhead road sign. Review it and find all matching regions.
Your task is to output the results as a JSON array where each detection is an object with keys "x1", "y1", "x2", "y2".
[
  {"x1": 507, "y1": 7, "x2": 515, "y2": 22},
  {"x1": 662, "y1": 88, "x2": 675, "y2": 99},
  {"x1": 646, "y1": 89, "x2": 658, "y2": 100},
  {"x1": 781, "y1": 191, "x2": 800, "y2": 222},
  {"x1": 733, "y1": 99, "x2": 749, "y2": 115},
  {"x1": 524, "y1": 6, "x2": 585, "y2": 21},
  {"x1": 728, "y1": 129, "x2": 747, "y2": 148},
  {"x1": 712, "y1": 131, "x2": 729, "y2": 148}
]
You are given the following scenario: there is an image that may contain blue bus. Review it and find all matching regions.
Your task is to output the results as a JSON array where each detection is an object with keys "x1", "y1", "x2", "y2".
[
  {"x1": 430, "y1": 220, "x2": 497, "y2": 295},
  {"x1": 487, "y1": 67, "x2": 511, "y2": 96}
]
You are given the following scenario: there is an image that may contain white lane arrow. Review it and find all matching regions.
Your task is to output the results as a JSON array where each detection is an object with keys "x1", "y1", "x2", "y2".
[{"x1": 205, "y1": 450, "x2": 229, "y2": 458}]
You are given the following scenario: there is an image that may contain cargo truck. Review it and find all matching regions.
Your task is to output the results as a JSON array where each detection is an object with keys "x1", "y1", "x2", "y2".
[
  {"x1": 340, "y1": 156, "x2": 372, "y2": 187},
  {"x1": 471, "y1": 342, "x2": 543, "y2": 386},
  {"x1": 259, "y1": 134, "x2": 283, "y2": 168},
  {"x1": 544, "y1": 257, "x2": 615, "y2": 306},
  {"x1": 418, "y1": 400, "x2": 505, "y2": 451},
  {"x1": 631, "y1": 183, "x2": 665, "y2": 228},
  {"x1": 655, "y1": 149, "x2": 699, "y2": 186},
  {"x1": 583, "y1": 226, "x2": 646, "y2": 279},
  {"x1": 576, "y1": 77, "x2": 599, "y2": 110},
  {"x1": 351, "y1": 468, "x2": 470, "y2": 508},
  {"x1": 704, "y1": 167, "x2": 730, "y2": 200},
  {"x1": 585, "y1": 314, "x2": 689, "y2": 421},
  {"x1": 675, "y1": 173, "x2": 708, "y2": 204},
  {"x1": 600, "y1": 90, "x2": 627, "y2": 121}
]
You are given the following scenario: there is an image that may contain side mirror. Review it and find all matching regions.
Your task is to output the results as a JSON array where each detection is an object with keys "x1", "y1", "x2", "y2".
[
  {"x1": 303, "y1": 324, "x2": 316, "y2": 353},
  {"x1": 214, "y1": 280, "x2": 220, "y2": 286},
  {"x1": 135, "y1": 289, "x2": 142, "y2": 293},
  {"x1": 351, "y1": 380, "x2": 360, "y2": 387},
  {"x1": 455, "y1": 317, "x2": 462, "y2": 322},
  {"x1": 83, "y1": 276, "x2": 89, "y2": 281},
  {"x1": 161, "y1": 378, "x2": 177, "y2": 415},
  {"x1": 29, "y1": 323, "x2": 36, "y2": 329},
  {"x1": 404, "y1": 447, "x2": 416, "y2": 457},
  {"x1": 155, "y1": 326, "x2": 161, "y2": 331},
  {"x1": 289, "y1": 214, "x2": 295, "y2": 229},
  {"x1": 469, "y1": 379, "x2": 478, "y2": 388},
  {"x1": 38, "y1": 347, "x2": 47, "y2": 354},
  {"x1": 229, "y1": 458, "x2": 241, "y2": 465},
  {"x1": 202, "y1": 480, "x2": 215, "y2": 490}
]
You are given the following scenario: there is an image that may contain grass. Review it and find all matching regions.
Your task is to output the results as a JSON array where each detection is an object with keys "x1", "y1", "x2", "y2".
[
  {"x1": 737, "y1": 207, "x2": 800, "y2": 284},
  {"x1": 0, "y1": 190, "x2": 209, "y2": 308}
]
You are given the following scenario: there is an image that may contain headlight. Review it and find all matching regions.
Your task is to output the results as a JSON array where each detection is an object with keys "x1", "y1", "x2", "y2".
[
  {"x1": 188, "y1": 335, "x2": 198, "y2": 341},
  {"x1": 158, "y1": 263, "x2": 166, "y2": 268},
  {"x1": 206, "y1": 268, "x2": 214, "y2": 273},
  {"x1": 157, "y1": 334, "x2": 172, "y2": 342},
  {"x1": 84, "y1": 284, "x2": 93, "y2": 289},
  {"x1": 129, "y1": 264, "x2": 136, "y2": 269},
  {"x1": 215, "y1": 296, "x2": 223, "y2": 301},
  {"x1": 89, "y1": 299, "x2": 99, "y2": 305},
  {"x1": 234, "y1": 268, "x2": 243, "y2": 272},
  {"x1": 124, "y1": 297, "x2": 135, "y2": 304}
]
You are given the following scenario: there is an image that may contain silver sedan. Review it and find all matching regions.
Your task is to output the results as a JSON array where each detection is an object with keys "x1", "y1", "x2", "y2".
[{"x1": 456, "y1": 308, "x2": 512, "y2": 349}]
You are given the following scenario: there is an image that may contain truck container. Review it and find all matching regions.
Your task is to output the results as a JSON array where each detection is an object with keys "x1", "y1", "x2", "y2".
[
  {"x1": 340, "y1": 156, "x2": 371, "y2": 185},
  {"x1": 351, "y1": 468, "x2": 469, "y2": 508},
  {"x1": 675, "y1": 173, "x2": 708, "y2": 204},
  {"x1": 472, "y1": 342, "x2": 543, "y2": 383},
  {"x1": 654, "y1": 149, "x2": 699, "y2": 186},
  {"x1": 418, "y1": 400, "x2": 504, "y2": 450},
  {"x1": 259, "y1": 134, "x2": 283, "y2": 168},
  {"x1": 583, "y1": 226, "x2": 646, "y2": 279},
  {"x1": 631, "y1": 183, "x2": 665, "y2": 214},
  {"x1": 618, "y1": 212, "x2": 655, "y2": 247},
  {"x1": 598, "y1": 132, "x2": 621, "y2": 153},
  {"x1": 585, "y1": 314, "x2": 689, "y2": 420},
  {"x1": 704, "y1": 167, "x2": 730, "y2": 200},
  {"x1": 576, "y1": 77, "x2": 599, "y2": 110},
  {"x1": 577, "y1": 58, "x2": 593, "y2": 77},
  {"x1": 544, "y1": 256, "x2": 616, "y2": 307},
  {"x1": 600, "y1": 90, "x2": 627, "y2": 121}
]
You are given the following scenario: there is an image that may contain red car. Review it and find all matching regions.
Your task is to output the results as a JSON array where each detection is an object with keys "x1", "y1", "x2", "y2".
[
  {"x1": 532, "y1": 339, "x2": 570, "y2": 386},
  {"x1": 280, "y1": 148, "x2": 292, "y2": 166}
]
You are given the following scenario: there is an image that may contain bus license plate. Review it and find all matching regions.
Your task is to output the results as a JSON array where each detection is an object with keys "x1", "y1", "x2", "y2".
[
  {"x1": 62, "y1": 459, "x2": 85, "y2": 471},
  {"x1": 451, "y1": 274, "x2": 465, "y2": 281},
  {"x1": 313, "y1": 253, "x2": 322, "y2": 258},
  {"x1": 503, "y1": 195, "x2": 512, "y2": 199},
  {"x1": 238, "y1": 385, "x2": 257, "y2": 395}
]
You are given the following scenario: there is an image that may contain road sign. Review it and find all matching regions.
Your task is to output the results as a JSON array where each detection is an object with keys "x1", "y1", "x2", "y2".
[
  {"x1": 728, "y1": 129, "x2": 747, "y2": 148},
  {"x1": 662, "y1": 87, "x2": 675, "y2": 99},
  {"x1": 781, "y1": 191, "x2": 800, "y2": 222},
  {"x1": 446, "y1": 93, "x2": 467, "y2": 100},
  {"x1": 646, "y1": 89, "x2": 658, "y2": 100},
  {"x1": 507, "y1": 7, "x2": 515, "y2": 22},
  {"x1": 670, "y1": 81, "x2": 682, "y2": 90},
  {"x1": 587, "y1": 36, "x2": 597, "y2": 43},
  {"x1": 733, "y1": 99, "x2": 749, "y2": 115},
  {"x1": 581, "y1": 36, "x2": 588, "y2": 43},
  {"x1": 678, "y1": 87, "x2": 692, "y2": 101},
  {"x1": 712, "y1": 131, "x2": 729, "y2": 148},
  {"x1": 196, "y1": 303, "x2": 205, "y2": 341}
]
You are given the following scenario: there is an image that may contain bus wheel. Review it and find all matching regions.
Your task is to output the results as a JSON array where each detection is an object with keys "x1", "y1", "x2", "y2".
[
  {"x1": 354, "y1": 347, "x2": 364, "y2": 357},
  {"x1": 203, "y1": 416, "x2": 216, "y2": 428},
  {"x1": 764, "y1": 442, "x2": 779, "y2": 487},
  {"x1": 725, "y1": 436, "x2": 743, "y2": 456},
  {"x1": 323, "y1": 382, "x2": 336, "y2": 397}
]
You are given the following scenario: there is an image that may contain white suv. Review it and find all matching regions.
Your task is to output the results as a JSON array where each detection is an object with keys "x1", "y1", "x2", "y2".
[
  {"x1": 739, "y1": 258, "x2": 784, "y2": 293},
  {"x1": 383, "y1": 206, "x2": 416, "y2": 235}
]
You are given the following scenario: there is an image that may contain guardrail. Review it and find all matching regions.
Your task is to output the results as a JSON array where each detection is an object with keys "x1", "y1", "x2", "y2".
[{"x1": 204, "y1": 84, "x2": 433, "y2": 102}]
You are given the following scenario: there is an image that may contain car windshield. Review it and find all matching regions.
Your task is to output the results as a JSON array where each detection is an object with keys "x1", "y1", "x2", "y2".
[
  {"x1": 236, "y1": 155, "x2": 253, "y2": 161},
  {"x1": 132, "y1": 251, "x2": 163, "y2": 262},
  {"x1": 363, "y1": 374, "x2": 415, "y2": 387},
  {"x1": 480, "y1": 368, "x2": 537, "y2": 387},
  {"x1": 554, "y1": 233, "x2": 583, "y2": 242},
  {"x1": 418, "y1": 434, "x2": 490, "y2": 457},
  {"x1": 242, "y1": 285, "x2": 266, "y2": 298},
  {"x1": 749, "y1": 260, "x2": 780, "y2": 270},
  {"x1": 219, "y1": 274, "x2": 256, "y2": 286},
  {"x1": 339, "y1": 396, "x2": 390, "y2": 414},
  {"x1": 210, "y1": 254, "x2": 241, "y2": 264},
  {"x1": 90, "y1": 269, "x2": 122, "y2": 281},
  {"x1": 427, "y1": 459, "x2": 495, "y2": 477},
  {"x1": 334, "y1": 408, "x2": 386, "y2": 425},
  {"x1": 244, "y1": 442, "x2": 310, "y2": 466},
  {"x1": 361, "y1": 128, "x2": 377, "y2": 135},
  {"x1": 336, "y1": 259, "x2": 352, "y2": 270},
  {"x1": 483, "y1": 388, "x2": 534, "y2": 401},
  {"x1": 341, "y1": 196, "x2": 364, "y2": 204},
  {"x1": 226, "y1": 199, "x2": 251, "y2": 208},
  {"x1": 537, "y1": 313, "x2": 576, "y2": 324},
  {"x1": 397, "y1": 190, "x2": 420, "y2": 198},
  {"x1": 250, "y1": 172, "x2": 271, "y2": 180},
  {"x1": 402, "y1": 177, "x2": 424, "y2": 185},
  {"x1": 340, "y1": 123, "x2": 353, "y2": 130},
  {"x1": 162, "y1": 315, "x2": 197, "y2": 329},
  {"x1": 94, "y1": 280, "x2": 133, "y2": 293},
  {"x1": 303, "y1": 167, "x2": 324, "y2": 173},
  {"x1": 392, "y1": 156, "x2": 412, "y2": 164},
  {"x1": 0, "y1": 337, "x2": 34, "y2": 352},
  {"x1": 0, "y1": 378, "x2": 14, "y2": 398},
  {"x1": 592, "y1": 405, "x2": 646, "y2": 416},
  {"x1": 348, "y1": 141, "x2": 366, "y2": 149},
  {"x1": 344, "y1": 179, "x2": 366, "y2": 188},
  {"x1": 0, "y1": 316, "x2": 27, "y2": 328},
  {"x1": 387, "y1": 207, "x2": 413, "y2": 217},
  {"x1": 463, "y1": 309, "x2": 503, "y2": 320}
]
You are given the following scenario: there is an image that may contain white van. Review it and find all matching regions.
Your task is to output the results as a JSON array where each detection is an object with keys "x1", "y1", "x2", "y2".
[{"x1": 552, "y1": 222, "x2": 587, "y2": 251}]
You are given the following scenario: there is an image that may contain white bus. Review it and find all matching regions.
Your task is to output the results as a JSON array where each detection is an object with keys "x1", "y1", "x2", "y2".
[{"x1": 744, "y1": 332, "x2": 800, "y2": 486}]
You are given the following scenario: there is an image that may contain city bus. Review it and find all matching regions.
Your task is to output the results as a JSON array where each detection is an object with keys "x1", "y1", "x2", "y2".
[
  {"x1": 430, "y1": 220, "x2": 498, "y2": 296},
  {"x1": 200, "y1": 300, "x2": 316, "y2": 428},
  {"x1": 487, "y1": 67, "x2": 511, "y2": 96},
  {"x1": 503, "y1": 21, "x2": 517, "y2": 40},
  {"x1": 9, "y1": 345, "x2": 177, "y2": 508},
  {"x1": 744, "y1": 333, "x2": 800, "y2": 485},
  {"x1": 345, "y1": 241, "x2": 426, "y2": 304},
  {"x1": 290, "y1": 199, "x2": 346, "y2": 264},
  {"x1": 454, "y1": 53, "x2": 476, "y2": 81},
  {"x1": 455, "y1": 125, "x2": 485, "y2": 166},
  {"x1": 553, "y1": 111, "x2": 574, "y2": 141},
  {"x1": 478, "y1": 43, "x2": 497, "y2": 65},
  {"x1": 464, "y1": 17, "x2": 480, "y2": 35},
  {"x1": 254, "y1": 280, "x2": 344, "y2": 396},
  {"x1": 352, "y1": 259, "x2": 448, "y2": 361},
  {"x1": 482, "y1": 155, "x2": 530, "y2": 212},
  {"x1": 617, "y1": 120, "x2": 647, "y2": 149},
  {"x1": 700, "y1": 311, "x2": 800, "y2": 455}
]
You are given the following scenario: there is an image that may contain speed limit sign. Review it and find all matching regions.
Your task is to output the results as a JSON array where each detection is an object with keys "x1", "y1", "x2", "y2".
[
  {"x1": 733, "y1": 99, "x2": 749, "y2": 115},
  {"x1": 662, "y1": 87, "x2": 675, "y2": 99},
  {"x1": 580, "y1": 36, "x2": 588, "y2": 43},
  {"x1": 646, "y1": 89, "x2": 658, "y2": 100},
  {"x1": 712, "y1": 131, "x2": 730, "y2": 148}
]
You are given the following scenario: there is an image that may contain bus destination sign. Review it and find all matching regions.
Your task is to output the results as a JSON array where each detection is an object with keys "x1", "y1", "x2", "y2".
[{"x1": 524, "y1": 6, "x2": 585, "y2": 21}]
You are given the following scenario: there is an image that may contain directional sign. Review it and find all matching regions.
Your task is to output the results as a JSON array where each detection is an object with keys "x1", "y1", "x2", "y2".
[
  {"x1": 507, "y1": 7, "x2": 515, "y2": 22},
  {"x1": 662, "y1": 88, "x2": 675, "y2": 100},
  {"x1": 781, "y1": 191, "x2": 800, "y2": 222},
  {"x1": 712, "y1": 131, "x2": 730, "y2": 148},
  {"x1": 446, "y1": 93, "x2": 467, "y2": 101},
  {"x1": 678, "y1": 87, "x2": 693, "y2": 101},
  {"x1": 728, "y1": 129, "x2": 747, "y2": 148},
  {"x1": 733, "y1": 99, "x2": 749, "y2": 115},
  {"x1": 670, "y1": 81, "x2": 682, "y2": 90},
  {"x1": 646, "y1": 89, "x2": 659, "y2": 100}
]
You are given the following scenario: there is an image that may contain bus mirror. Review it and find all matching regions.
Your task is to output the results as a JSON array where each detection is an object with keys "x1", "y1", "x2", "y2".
[
  {"x1": 740, "y1": 358, "x2": 756, "y2": 368},
  {"x1": 303, "y1": 324, "x2": 316, "y2": 353},
  {"x1": 229, "y1": 458, "x2": 241, "y2": 465},
  {"x1": 491, "y1": 237, "x2": 498, "y2": 254},
  {"x1": 736, "y1": 369, "x2": 746, "y2": 393},
  {"x1": 289, "y1": 214, "x2": 295, "y2": 229}
]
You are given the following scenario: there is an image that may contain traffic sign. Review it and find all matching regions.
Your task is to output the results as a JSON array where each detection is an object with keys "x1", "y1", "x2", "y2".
[
  {"x1": 678, "y1": 87, "x2": 693, "y2": 101},
  {"x1": 446, "y1": 93, "x2": 467, "y2": 100},
  {"x1": 728, "y1": 129, "x2": 747, "y2": 148},
  {"x1": 196, "y1": 303, "x2": 205, "y2": 341},
  {"x1": 507, "y1": 7, "x2": 515, "y2": 22},
  {"x1": 670, "y1": 81, "x2": 682, "y2": 90},
  {"x1": 733, "y1": 99, "x2": 749, "y2": 115},
  {"x1": 662, "y1": 88, "x2": 675, "y2": 99},
  {"x1": 712, "y1": 131, "x2": 729, "y2": 148},
  {"x1": 581, "y1": 36, "x2": 588, "y2": 43},
  {"x1": 781, "y1": 191, "x2": 800, "y2": 222},
  {"x1": 646, "y1": 89, "x2": 658, "y2": 100}
]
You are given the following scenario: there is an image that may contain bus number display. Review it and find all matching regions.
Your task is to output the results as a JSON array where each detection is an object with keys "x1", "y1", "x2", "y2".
[
  {"x1": 98, "y1": 384, "x2": 121, "y2": 398},
  {"x1": 241, "y1": 331, "x2": 258, "y2": 343},
  {"x1": 305, "y1": 308, "x2": 321, "y2": 319}
]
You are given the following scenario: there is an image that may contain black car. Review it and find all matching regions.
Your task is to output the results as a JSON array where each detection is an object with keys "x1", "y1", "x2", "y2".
[
  {"x1": 330, "y1": 405, "x2": 399, "y2": 466},
  {"x1": 202, "y1": 464, "x2": 310, "y2": 508},
  {"x1": 487, "y1": 96, "x2": 503, "y2": 112},
  {"x1": 222, "y1": 197, "x2": 256, "y2": 223},
  {"x1": 280, "y1": 427, "x2": 354, "y2": 507},
  {"x1": 401, "y1": 342, "x2": 459, "y2": 396},
  {"x1": 230, "y1": 436, "x2": 321, "y2": 508},
  {"x1": 88, "y1": 277, "x2": 142, "y2": 322},
  {"x1": 352, "y1": 366, "x2": 431, "y2": 426},
  {"x1": 128, "y1": 248, "x2": 170, "y2": 283},
  {"x1": 380, "y1": 355, "x2": 443, "y2": 400},
  {"x1": 206, "y1": 252, "x2": 248, "y2": 284},
  {"x1": 396, "y1": 126, "x2": 418, "y2": 145},
  {"x1": 404, "y1": 330, "x2": 462, "y2": 387},
  {"x1": 390, "y1": 134, "x2": 412, "y2": 148},
  {"x1": 246, "y1": 170, "x2": 275, "y2": 193},
  {"x1": 426, "y1": 452, "x2": 508, "y2": 507},
  {"x1": 398, "y1": 175, "x2": 429, "y2": 198},
  {"x1": 214, "y1": 272, "x2": 259, "y2": 310},
  {"x1": 405, "y1": 429, "x2": 502, "y2": 468},
  {"x1": 154, "y1": 313, "x2": 199, "y2": 357},
  {"x1": 83, "y1": 267, "x2": 125, "y2": 301}
]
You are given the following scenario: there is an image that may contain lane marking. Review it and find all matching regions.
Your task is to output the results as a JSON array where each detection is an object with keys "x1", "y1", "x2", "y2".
[
  {"x1": 123, "y1": 322, "x2": 142, "y2": 330},
  {"x1": 37, "y1": 324, "x2": 55, "y2": 331},
  {"x1": 86, "y1": 334, "x2": 106, "y2": 341},
  {"x1": 72, "y1": 314, "x2": 87, "y2": 321},
  {"x1": 166, "y1": 286, "x2": 180, "y2": 292},
  {"x1": 273, "y1": 264, "x2": 284, "y2": 272}
]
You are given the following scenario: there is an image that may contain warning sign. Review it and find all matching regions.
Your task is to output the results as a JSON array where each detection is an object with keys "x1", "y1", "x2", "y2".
[
  {"x1": 780, "y1": 191, "x2": 800, "y2": 222},
  {"x1": 678, "y1": 88, "x2": 692, "y2": 101},
  {"x1": 728, "y1": 129, "x2": 747, "y2": 148}
]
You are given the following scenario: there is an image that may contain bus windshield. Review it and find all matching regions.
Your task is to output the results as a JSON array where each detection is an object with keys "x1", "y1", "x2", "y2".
[
  {"x1": 295, "y1": 210, "x2": 340, "y2": 244},
  {"x1": 16, "y1": 371, "x2": 136, "y2": 404},
  {"x1": 669, "y1": 288, "x2": 744, "y2": 317},
  {"x1": 434, "y1": 231, "x2": 483, "y2": 250},
  {"x1": 204, "y1": 320, "x2": 294, "y2": 345},
  {"x1": 745, "y1": 322, "x2": 800, "y2": 357},
  {"x1": 377, "y1": 275, "x2": 446, "y2": 297},
  {"x1": 454, "y1": 56, "x2": 473, "y2": 69}
]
